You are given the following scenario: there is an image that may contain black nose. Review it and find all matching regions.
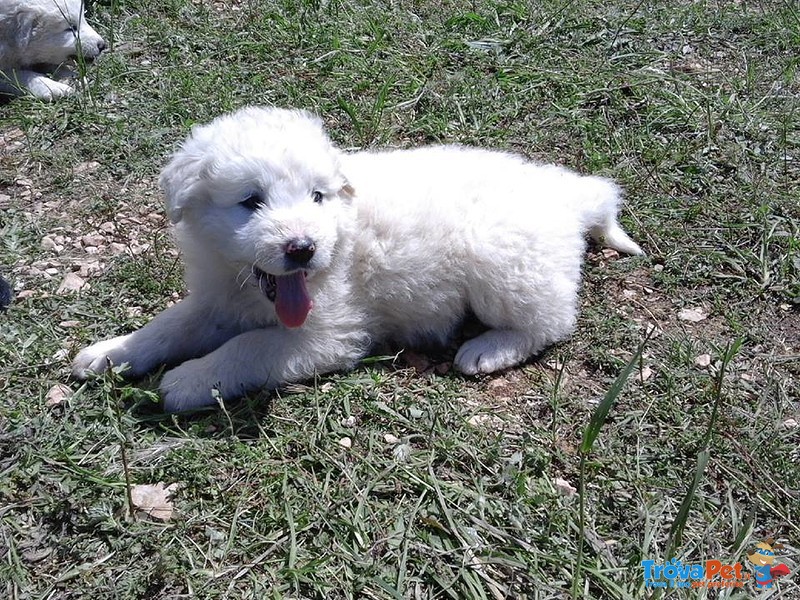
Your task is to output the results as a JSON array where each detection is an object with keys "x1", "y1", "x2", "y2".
[{"x1": 285, "y1": 237, "x2": 316, "y2": 266}]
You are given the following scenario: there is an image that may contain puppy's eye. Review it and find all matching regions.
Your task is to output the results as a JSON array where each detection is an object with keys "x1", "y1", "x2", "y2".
[
  {"x1": 239, "y1": 193, "x2": 264, "y2": 211},
  {"x1": 312, "y1": 191, "x2": 324, "y2": 204}
]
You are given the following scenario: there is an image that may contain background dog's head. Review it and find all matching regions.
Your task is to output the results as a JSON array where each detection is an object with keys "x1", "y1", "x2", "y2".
[
  {"x1": 12, "y1": 0, "x2": 106, "y2": 67},
  {"x1": 160, "y1": 106, "x2": 356, "y2": 287}
]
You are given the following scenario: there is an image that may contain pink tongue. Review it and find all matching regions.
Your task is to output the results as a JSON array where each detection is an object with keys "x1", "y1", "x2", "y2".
[{"x1": 274, "y1": 272, "x2": 312, "y2": 328}]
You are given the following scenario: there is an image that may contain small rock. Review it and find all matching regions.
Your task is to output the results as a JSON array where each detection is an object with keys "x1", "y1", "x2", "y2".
[
  {"x1": 601, "y1": 248, "x2": 619, "y2": 259},
  {"x1": 56, "y1": 273, "x2": 87, "y2": 294},
  {"x1": 130, "y1": 483, "x2": 179, "y2": 521},
  {"x1": 81, "y1": 233, "x2": 105, "y2": 247},
  {"x1": 781, "y1": 418, "x2": 798, "y2": 430},
  {"x1": 678, "y1": 307, "x2": 708, "y2": 322},
  {"x1": 51, "y1": 348, "x2": 69, "y2": 361},
  {"x1": 384, "y1": 433, "x2": 399, "y2": 444},
  {"x1": 77, "y1": 260, "x2": 103, "y2": 278},
  {"x1": 74, "y1": 161, "x2": 100, "y2": 174},
  {"x1": 487, "y1": 377, "x2": 507, "y2": 389},
  {"x1": 408, "y1": 408, "x2": 425, "y2": 419},
  {"x1": 340, "y1": 415, "x2": 357, "y2": 428},
  {"x1": 638, "y1": 366, "x2": 653, "y2": 382},
  {"x1": 392, "y1": 443, "x2": 412, "y2": 462},
  {"x1": 695, "y1": 354, "x2": 712, "y2": 368},
  {"x1": 554, "y1": 477, "x2": 577, "y2": 497},
  {"x1": 338, "y1": 437, "x2": 352, "y2": 448}
]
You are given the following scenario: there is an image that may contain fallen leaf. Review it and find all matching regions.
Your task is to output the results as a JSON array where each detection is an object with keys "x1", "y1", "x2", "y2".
[
  {"x1": 46, "y1": 384, "x2": 72, "y2": 406},
  {"x1": 401, "y1": 350, "x2": 431, "y2": 372},
  {"x1": 130, "y1": 483, "x2": 179, "y2": 521}
]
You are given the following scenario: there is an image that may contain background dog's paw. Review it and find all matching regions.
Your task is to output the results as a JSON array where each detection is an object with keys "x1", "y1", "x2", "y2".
[
  {"x1": 28, "y1": 78, "x2": 74, "y2": 101},
  {"x1": 159, "y1": 361, "x2": 220, "y2": 413},
  {"x1": 72, "y1": 335, "x2": 133, "y2": 379}
]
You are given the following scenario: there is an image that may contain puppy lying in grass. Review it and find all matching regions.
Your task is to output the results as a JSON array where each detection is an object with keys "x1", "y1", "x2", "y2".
[
  {"x1": 73, "y1": 106, "x2": 643, "y2": 412},
  {"x1": 0, "y1": 0, "x2": 106, "y2": 100}
]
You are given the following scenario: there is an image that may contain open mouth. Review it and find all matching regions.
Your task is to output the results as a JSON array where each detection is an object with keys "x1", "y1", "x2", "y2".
[
  {"x1": 251, "y1": 266, "x2": 313, "y2": 328},
  {"x1": 252, "y1": 266, "x2": 277, "y2": 302}
]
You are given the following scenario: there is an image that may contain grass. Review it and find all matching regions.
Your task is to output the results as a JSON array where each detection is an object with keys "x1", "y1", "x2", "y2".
[{"x1": 1, "y1": 0, "x2": 799, "y2": 598}]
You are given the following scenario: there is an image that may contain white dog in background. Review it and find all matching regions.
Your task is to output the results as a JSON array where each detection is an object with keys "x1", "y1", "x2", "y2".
[
  {"x1": 0, "y1": 0, "x2": 106, "y2": 100},
  {"x1": 73, "y1": 106, "x2": 644, "y2": 412}
]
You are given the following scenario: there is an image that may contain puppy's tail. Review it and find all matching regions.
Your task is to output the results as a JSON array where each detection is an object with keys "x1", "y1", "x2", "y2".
[{"x1": 580, "y1": 176, "x2": 644, "y2": 256}]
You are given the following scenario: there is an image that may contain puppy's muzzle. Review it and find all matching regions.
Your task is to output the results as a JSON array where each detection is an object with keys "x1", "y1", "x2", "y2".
[
  {"x1": 75, "y1": 39, "x2": 108, "y2": 62},
  {"x1": 285, "y1": 237, "x2": 316, "y2": 268}
]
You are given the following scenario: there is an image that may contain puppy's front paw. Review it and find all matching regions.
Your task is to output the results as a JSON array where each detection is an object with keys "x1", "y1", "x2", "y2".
[
  {"x1": 72, "y1": 334, "x2": 134, "y2": 379},
  {"x1": 159, "y1": 360, "x2": 222, "y2": 413}
]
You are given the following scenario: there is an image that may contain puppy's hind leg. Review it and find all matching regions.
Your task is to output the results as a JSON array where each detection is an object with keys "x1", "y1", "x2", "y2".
[
  {"x1": 455, "y1": 328, "x2": 547, "y2": 375},
  {"x1": 456, "y1": 271, "x2": 579, "y2": 375}
]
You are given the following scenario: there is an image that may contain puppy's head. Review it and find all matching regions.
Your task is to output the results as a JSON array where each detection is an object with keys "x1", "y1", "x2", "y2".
[
  {"x1": 160, "y1": 106, "x2": 356, "y2": 327},
  {"x1": 18, "y1": 0, "x2": 106, "y2": 66}
]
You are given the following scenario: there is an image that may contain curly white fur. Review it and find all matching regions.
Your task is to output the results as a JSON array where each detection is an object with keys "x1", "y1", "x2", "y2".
[
  {"x1": 0, "y1": 0, "x2": 105, "y2": 100},
  {"x1": 73, "y1": 106, "x2": 644, "y2": 412}
]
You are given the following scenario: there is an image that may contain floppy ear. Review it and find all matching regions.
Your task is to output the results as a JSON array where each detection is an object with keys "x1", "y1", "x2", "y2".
[
  {"x1": 14, "y1": 10, "x2": 38, "y2": 46},
  {"x1": 159, "y1": 150, "x2": 204, "y2": 224}
]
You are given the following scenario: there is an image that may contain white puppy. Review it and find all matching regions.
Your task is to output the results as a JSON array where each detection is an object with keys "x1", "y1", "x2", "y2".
[
  {"x1": 0, "y1": 0, "x2": 106, "y2": 100},
  {"x1": 73, "y1": 106, "x2": 643, "y2": 412}
]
